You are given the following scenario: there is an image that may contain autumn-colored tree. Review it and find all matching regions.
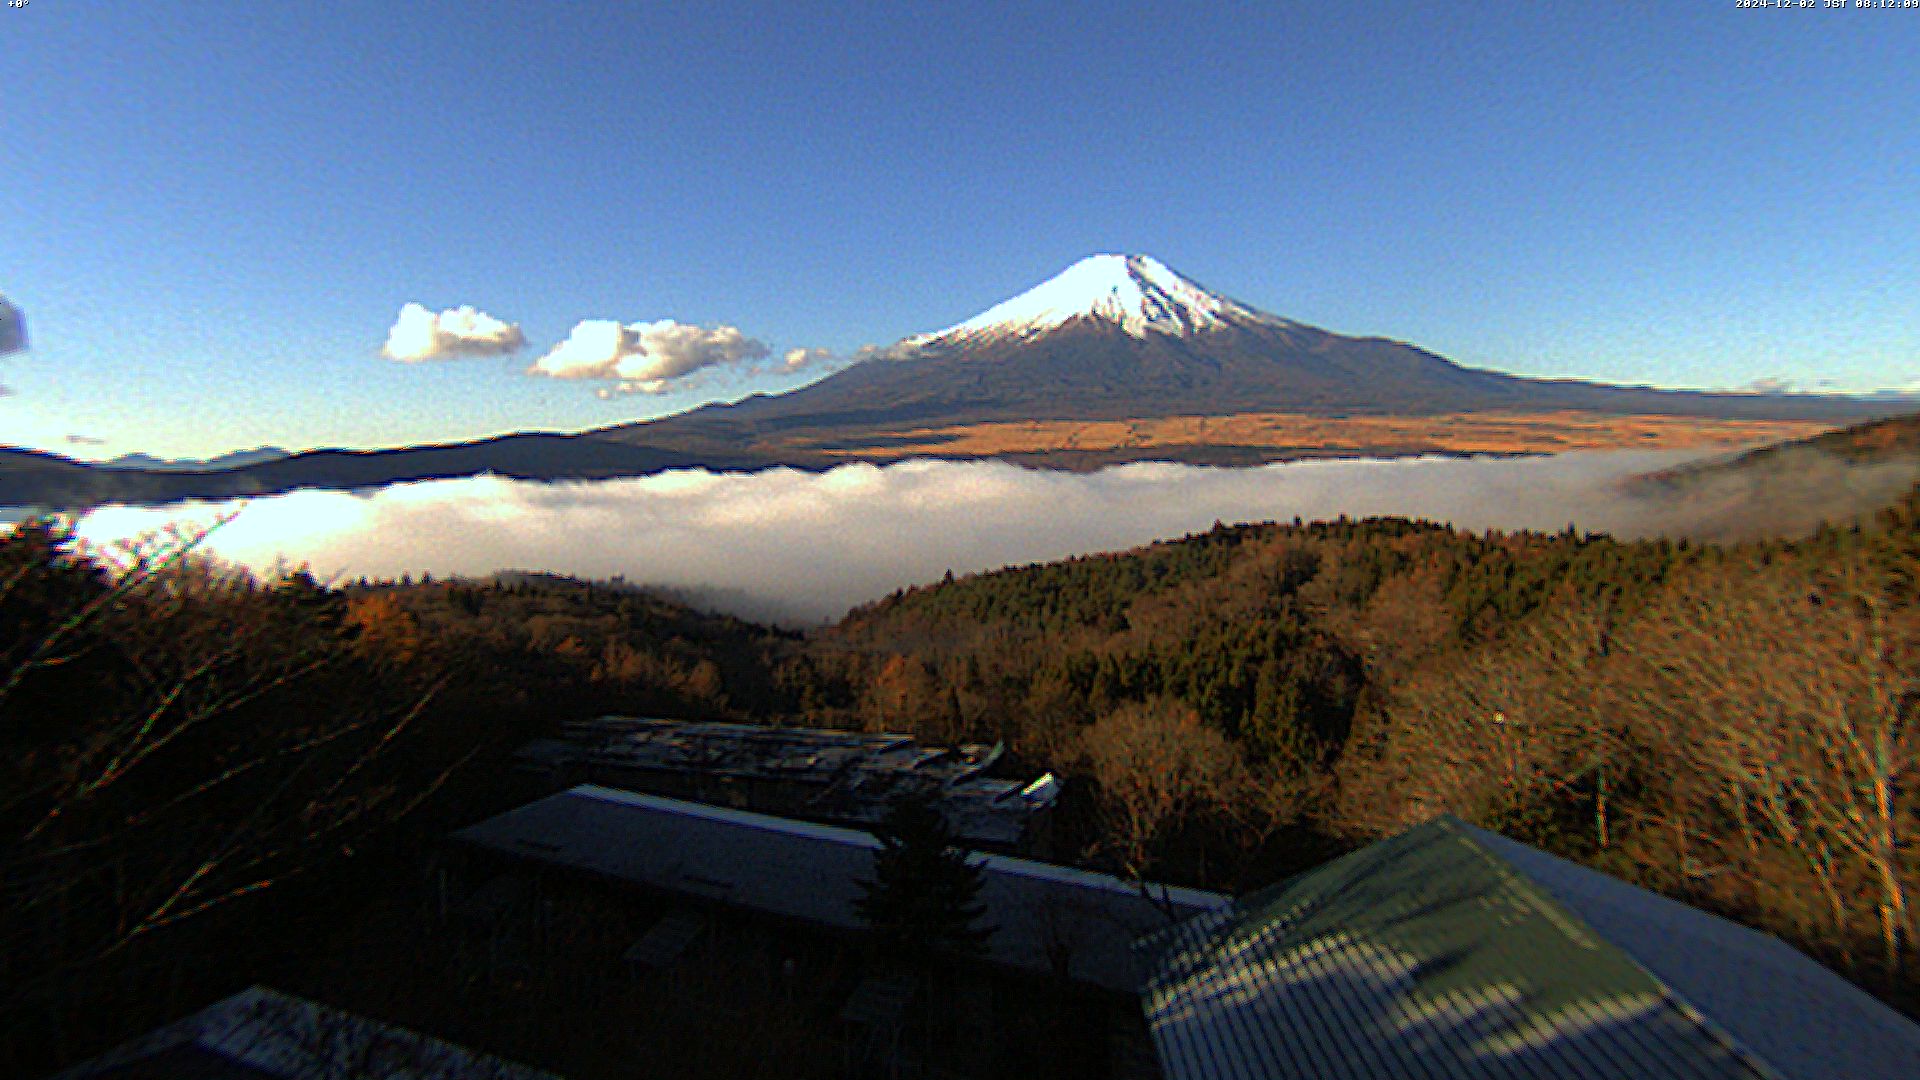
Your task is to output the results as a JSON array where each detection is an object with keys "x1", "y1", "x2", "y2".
[
  {"x1": 1079, "y1": 697, "x2": 1251, "y2": 875},
  {"x1": 1, "y1": 520, "x2": 460, "y2": 1067},
  {"x1": 1334, "y1": 598, "x2": 1617, "y2": 848},
  {"x1": 344, "y1": 592, "x2": 424, "y2": 668},
  {"x1": 680, "y1": 658, "x2": 725, "y2": 704},
  {"x1": 1606, "y1": 553, "x2": 1918, "y2": 975},
  {"x1": 863, "y1": 653, "x2": 939, "y2": 730}
]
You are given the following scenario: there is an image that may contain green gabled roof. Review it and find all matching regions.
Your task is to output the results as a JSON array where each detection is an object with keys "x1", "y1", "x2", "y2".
[{"x1": 1138, "y1": 816, "x2": 1773, "y2": 1080}]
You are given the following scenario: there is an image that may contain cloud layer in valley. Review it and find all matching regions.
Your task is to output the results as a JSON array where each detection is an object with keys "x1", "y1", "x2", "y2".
[
  {"x1": 382, "y1": 303, "x2": 526, "y2": 361},
  {"x1": 65, "y1": 449, "x2": 1920, "y2": 626},
  {"x1": 528, "y1": 319, "x2": 771, "y2": 394}
]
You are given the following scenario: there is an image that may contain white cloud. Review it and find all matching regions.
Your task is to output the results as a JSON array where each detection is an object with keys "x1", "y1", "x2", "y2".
[
  {"x1": 1734, "y1": 374, "x2": 1920, "y2": 400},
  {"x1": 0, "y1": 294, "x2": 26, "y2": 356},
  {"x1": 855, "y1": 342, "x2": 919, "y2": 364},
  {"x1": 63, "y1": 448, "x2": 1918, "y2": 627},
  {"x1": 528, "y1": 319, "x2": 769, "y2": 391},
  {"x1": 738, "y1": 345, "x2": 862, "y2": 383},
  {"x1": 593, "y1": 381, "x2": 675, "y2": 399},
  {"x1": 381, "y1": 302, "x2": 526, "y2": 362},
  {"x1": 782, "y1": 347, "x2": 833, "y2": 372}
]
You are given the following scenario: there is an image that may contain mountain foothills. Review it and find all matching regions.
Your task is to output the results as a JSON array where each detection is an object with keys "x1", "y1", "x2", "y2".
[
  {"x1": 1, "y1": 255, "x2": 1898, "y2": 508},
  {"x1": 99, "y1": 447, "x2": 291, "y2": 472},
  {"x1": 7, "y1": 412, "x2": 1920, "y2": 1075}
]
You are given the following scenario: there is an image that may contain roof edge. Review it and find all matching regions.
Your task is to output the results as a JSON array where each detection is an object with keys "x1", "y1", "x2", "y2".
[{"x1": 1448, "y1": 818, "x2": 1783, "y2": 1080}]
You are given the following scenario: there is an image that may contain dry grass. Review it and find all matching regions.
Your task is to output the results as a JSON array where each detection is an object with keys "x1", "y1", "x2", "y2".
[{"x1": 798, "y1": 410, "x2": 1835, "y2": 461}]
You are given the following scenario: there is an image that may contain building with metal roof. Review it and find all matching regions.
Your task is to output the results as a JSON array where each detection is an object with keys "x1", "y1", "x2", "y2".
[
  {"x1": 452, "y1": 784, "x2": 1227, "y2": 993},
  {"x1": 1137, "y1": 815, "x2": 1920, "y2": 1080},
  {"x1": 513, "y1": 716, "x2": 1061, "y2": 853},
  {"x1": 47, "y1": 985, "x2": 562, "y2": 1080}
]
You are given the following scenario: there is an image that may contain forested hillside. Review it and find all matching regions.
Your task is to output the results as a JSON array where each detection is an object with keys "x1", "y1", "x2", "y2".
[
  {"x1": 5, "y1": 480, "x2": 1917, "y2": 1071},
  {"x1": 780, "y1": 488, "x2": 1920, "y2": 1001}
]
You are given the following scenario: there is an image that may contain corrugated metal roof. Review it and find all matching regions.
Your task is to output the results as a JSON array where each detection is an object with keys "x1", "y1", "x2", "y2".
[
  {"x1": 77, "y1": 1044, "x2": 283, "y2": 1080},
  {"x1": 453, "y1": 785, "x2": 1228, "y2": 992},
  {"x1": 48, "y1": 986, "x2": 564, "y2": 1080},
  {"x1": 1136, "y1": 816, "x2": 1886, "y2": 1080},
  {"x1": 1466, "y1": 825, "x2": 1920, "y2": 1080}
]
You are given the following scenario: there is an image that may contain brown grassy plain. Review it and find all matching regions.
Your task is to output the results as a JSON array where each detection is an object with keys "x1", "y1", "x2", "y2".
[{"x1": 798, "y1": 410, "x2": 1836, "y2": 463}]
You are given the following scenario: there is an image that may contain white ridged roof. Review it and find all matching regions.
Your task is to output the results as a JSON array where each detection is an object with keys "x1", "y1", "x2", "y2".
[{"x1": 455, "y1": 784, "x2": 1229, "y2": 992}]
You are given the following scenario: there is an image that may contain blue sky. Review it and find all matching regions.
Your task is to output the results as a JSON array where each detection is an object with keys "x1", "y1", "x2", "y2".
[{"x1": 3, "y1": 1, "x2": 1915, "y2": 458}]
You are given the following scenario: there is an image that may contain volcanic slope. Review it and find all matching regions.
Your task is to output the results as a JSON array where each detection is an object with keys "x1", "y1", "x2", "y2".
[{"x1": 599, "y1": 254, "x2": 1889, "y2": 466}]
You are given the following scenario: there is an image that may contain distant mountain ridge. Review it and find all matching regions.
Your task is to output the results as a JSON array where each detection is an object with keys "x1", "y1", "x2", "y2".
[
  {"x1": 0, "y1": 436, "x2": 764, "y2": 509},
  {"x1": 101, "y1": 447, "x2": 291, "y2": 472},
  {"x1": 1616, "y1": 411, "x2": 1920, "y2": 540},
  {"x1": 0, "y1": 253, "x2": 1903, "y2": 509}
]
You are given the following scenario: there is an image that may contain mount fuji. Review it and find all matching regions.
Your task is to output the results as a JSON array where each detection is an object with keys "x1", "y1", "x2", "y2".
[
  {"x1": 904, "y1": 253, "x2": 1300, "y2": 345},
  {"x1": 1, "y1": 254, "x2": 1901, "y2": 508},
  {"x1": 599, "y1": 253, "x2": 1884, "y2": 453}
]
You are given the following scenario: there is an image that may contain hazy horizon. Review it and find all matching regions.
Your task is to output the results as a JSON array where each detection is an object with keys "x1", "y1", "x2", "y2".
[{"x1": 65, "y1": 448, "x2": 1920, "y2": 626}]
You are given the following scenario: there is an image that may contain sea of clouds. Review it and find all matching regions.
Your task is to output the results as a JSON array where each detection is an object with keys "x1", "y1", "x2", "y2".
[{"x1": 66, "y1": 449, "x2": 1920, "y2": 625}]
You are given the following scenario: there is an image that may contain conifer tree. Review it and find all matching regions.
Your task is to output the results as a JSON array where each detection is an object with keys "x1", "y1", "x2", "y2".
[{"x1": 854, "y1": 795, "x2": 992, "y2": 962}]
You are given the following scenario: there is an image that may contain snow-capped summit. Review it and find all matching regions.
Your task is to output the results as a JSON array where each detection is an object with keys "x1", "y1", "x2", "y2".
[{"x1": 905, "y1": 253, "x2": 1292, "y2": 350}]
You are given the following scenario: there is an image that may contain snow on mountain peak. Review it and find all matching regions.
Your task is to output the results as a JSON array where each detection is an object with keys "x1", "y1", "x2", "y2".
[{"x1": 907, "y1": 254, "x2": 1289, "y2": 349}]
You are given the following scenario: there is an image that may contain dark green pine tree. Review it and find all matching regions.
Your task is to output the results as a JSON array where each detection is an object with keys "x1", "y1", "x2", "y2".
[{"x1": 854, "y1": 795, "x2": 993, "y2": 962}]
